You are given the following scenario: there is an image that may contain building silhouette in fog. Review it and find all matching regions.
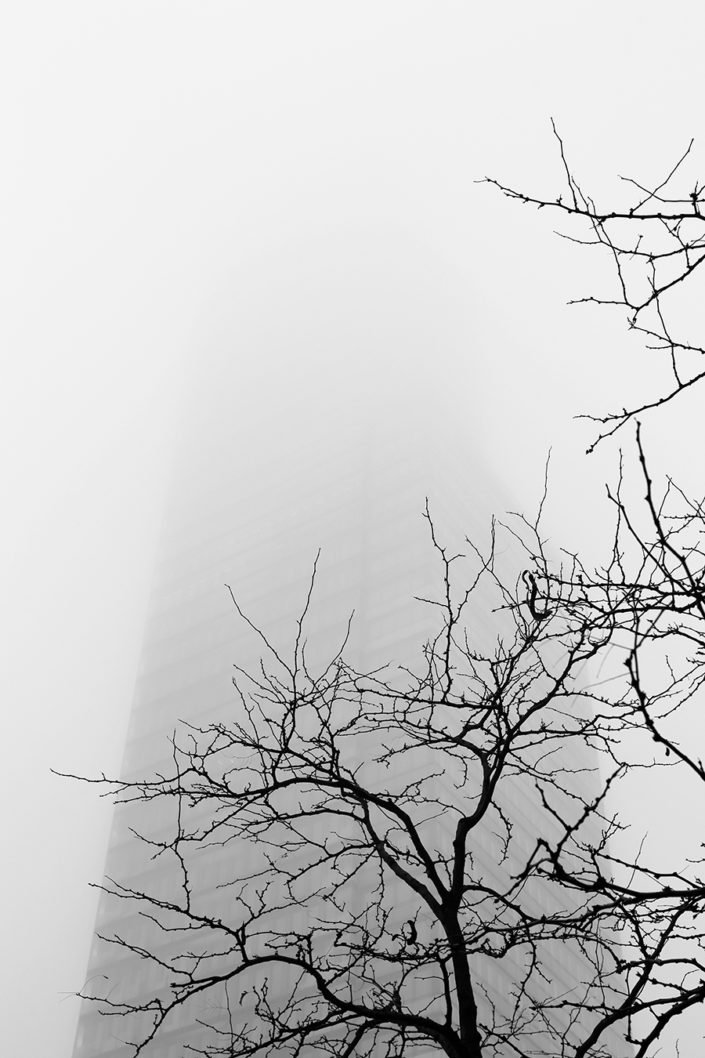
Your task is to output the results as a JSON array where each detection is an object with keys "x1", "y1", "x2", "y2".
[{"x1": 71, "y1": 231, "x2": 617, "y2": 1057}]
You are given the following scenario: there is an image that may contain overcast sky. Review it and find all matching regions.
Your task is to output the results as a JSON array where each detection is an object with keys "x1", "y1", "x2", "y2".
[{"x1": 2, "y1": 4, "x2": 703, "y2": 1055}]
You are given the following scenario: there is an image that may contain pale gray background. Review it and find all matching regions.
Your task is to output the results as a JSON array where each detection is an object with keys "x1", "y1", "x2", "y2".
[{"x1": 1, "y1": 3, "x2": 702, "y2": 1054}]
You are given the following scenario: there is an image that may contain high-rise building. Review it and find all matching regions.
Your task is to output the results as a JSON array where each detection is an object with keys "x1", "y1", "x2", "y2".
[{"x1": 72, "y1": 234, "x2": 620, "y2": 1057}]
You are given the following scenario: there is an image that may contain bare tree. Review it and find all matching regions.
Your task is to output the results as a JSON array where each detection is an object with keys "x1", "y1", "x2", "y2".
[{"x1": 70, "y1": 135, "x2": 705, "y2": 1057}]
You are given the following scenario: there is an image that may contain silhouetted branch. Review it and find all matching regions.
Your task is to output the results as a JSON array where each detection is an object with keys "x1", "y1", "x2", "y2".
[{"x1": 483, "y1": 122, "x2": 705, "y2": 449}]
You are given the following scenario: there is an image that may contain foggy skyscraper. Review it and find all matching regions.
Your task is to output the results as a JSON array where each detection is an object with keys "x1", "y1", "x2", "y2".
[{"x1": 71, "y1": 228, "x2": 618, "y2": 1057}]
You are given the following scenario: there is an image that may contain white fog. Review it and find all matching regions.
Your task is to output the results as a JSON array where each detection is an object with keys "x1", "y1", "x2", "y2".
[{"x1": 2, "y1": 3, "x2": 703, "y2": 1055}]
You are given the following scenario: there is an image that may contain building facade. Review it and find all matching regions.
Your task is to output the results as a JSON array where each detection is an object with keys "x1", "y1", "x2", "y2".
[{"x1": 72, "y1": 243, "x2": 620, "y2": 1054}]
